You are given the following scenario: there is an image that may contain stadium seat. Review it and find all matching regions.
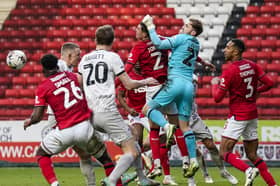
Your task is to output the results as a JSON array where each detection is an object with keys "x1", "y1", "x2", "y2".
[
  {"x1": 19, "y1": 89, "x2": 35, "y2": 98},
  {"x1": 5, "y1": 89, "x2": 20, "y2": 98},
  {"x1": 256, "y1": 51, "x2": 271, "y2": 60}
]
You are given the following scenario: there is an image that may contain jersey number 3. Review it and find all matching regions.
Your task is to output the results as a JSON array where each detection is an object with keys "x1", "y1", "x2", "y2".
[{"x1": 244, "y1": 77, "x2": 254, "y2": 98}]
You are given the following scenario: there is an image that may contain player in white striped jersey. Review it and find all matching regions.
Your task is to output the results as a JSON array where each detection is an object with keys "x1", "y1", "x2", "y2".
[
  {"x1": 187, "y1": 74, "x2": 238, "y2": 186},
  {"x1": 78, "y1": 25, "x2": 160, "y2": 186}
]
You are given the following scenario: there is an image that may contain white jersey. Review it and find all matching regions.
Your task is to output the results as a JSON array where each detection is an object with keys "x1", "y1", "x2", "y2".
[
  {"x1": 47, "y1": 59, "x2": 73, "y2": 115},
  {"x1": 78, "y1": 50, "x2": 125, "y2": 112}
]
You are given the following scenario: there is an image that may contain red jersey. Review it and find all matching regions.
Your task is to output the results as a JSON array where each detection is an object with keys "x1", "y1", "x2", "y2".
[
  {"x1": 35, "y1": 71, "x2": 92, "y2": 129},
  {"x1": 127, "y1": 40, "x2": 168, "y2": 84},
  {"x1": 215, "y1": 59, "x2": 269, "y2": 120},
  {"x1": 119, "y1": 70, "x2": 146, "y2": 116}
]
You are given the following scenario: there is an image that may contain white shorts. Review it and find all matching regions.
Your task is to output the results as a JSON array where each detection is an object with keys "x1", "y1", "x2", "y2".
[
  {"x1": 93, "y1": 111, "x2": 133, "y2": 145},
  {"x1": 146, "y1": 85, "x2": 178, "y2": 115},
  {"x1": 127, "y1": 114, "x2": 150, "y2": 132},
  {"x1": 41, "y1": 120, "x2": 93, "y2": 155},
  {"x1": 222, "y1": 116, "x2": 258, "y2": 141},
  {"x1": 190, "y1": 118, "x2": 213, "y2": 141}
]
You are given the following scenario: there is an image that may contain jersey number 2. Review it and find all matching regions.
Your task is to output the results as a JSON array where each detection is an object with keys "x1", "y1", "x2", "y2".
[
  {"x1": 151, "y1": 51, "x2": 164, "y2": 70},
  {"x1": 53, "y1": 81, "x2": 83, "y2": 109}
]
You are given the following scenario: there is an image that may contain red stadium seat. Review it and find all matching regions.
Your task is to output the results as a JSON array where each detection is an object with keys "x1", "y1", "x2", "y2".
[
  {"x1": 241, "y1": 17, "x2": 256, "y2": 25},
  {"x1": 237, "y1": 28, "x2": 252, "y2": 37},
  {"x1": 271, "y1": 52, "x2": 280, "y2": 60},
  {"x1": 266, "y1": 64, "x2": 280, "y2": 73},
  {"x1": 256, "y1": 51, "x2": 271, "y2": 60},
  {"x1": 246, "y1": 40, "x2": 261, "y2": 49},
  {"x1": 12, "y1": 77, "x2": 27, "y2": 86},
  {"x1": 242, "y1": 51, "x2": 256, "y2": 60},
  {"x1": 246, "y1": 6, "x2": 260, "y2": 15},
  {"x1": 5, "y1": 89, "x2": 20, "y2": 98},
  {"x1": 261, "y1": 40, "x2": 276, "y2": 49},
  {"x1": 260, "y1": 6, "x2": 275, "y2": 16},
  {"x1": 19, "y1": 89, "x2": 35, "y2": 98}
]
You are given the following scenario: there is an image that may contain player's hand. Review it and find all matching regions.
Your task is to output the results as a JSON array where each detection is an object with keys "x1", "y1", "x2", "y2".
[
  {"x1": 144, "y1": 77, "x2": 159, "y2": 86},
  {"x1": 211, "y1": 77, "x2": 220, "y2": 85},
  {"x1": 23, "y1": 118, "x2": 31, "y2": 130},
  {"x1": 128, "y1": 108, "x2": 139, "y2": 117},
  {"x1": 142, "y1": 14, "x2": 155, "y2": 30},
  {"x1": 205, "y1": 63, "x2": 216, "y2": 72}
]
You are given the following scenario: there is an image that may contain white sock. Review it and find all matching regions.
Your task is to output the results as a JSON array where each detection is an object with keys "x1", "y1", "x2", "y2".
[
  {"x1": 182, "y1": 156, "x2": 189, "y2": 164},
  {"x1": 154, "y1": 158, "x2": 161, "y2": 168},
  {"x1": 109, "y1": 153, "x2": 134, "y2": 184},
  {"x1": 51, "y1": 181, "x2": 59, "y2": 186},
  {"x1": 80, "y1": 159, "x2": 95, "y2": 186}
]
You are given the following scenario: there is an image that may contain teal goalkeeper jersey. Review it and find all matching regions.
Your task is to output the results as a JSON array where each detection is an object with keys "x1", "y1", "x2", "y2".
[{"x1": 149, "y1": 29, "x2": 200, "y2": 81}]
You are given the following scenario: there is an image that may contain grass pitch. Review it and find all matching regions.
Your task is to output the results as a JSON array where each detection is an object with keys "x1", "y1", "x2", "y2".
[{"x1": 0, "y1": 167, "x2": 279, "y2": 186}]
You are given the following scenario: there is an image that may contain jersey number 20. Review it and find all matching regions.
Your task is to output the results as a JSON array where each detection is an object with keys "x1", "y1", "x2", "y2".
[{"x1": 84, "y1": 62, "x2": 109, "y2": 86}]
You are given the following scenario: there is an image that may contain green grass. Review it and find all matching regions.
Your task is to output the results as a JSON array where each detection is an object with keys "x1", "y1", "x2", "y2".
[{"x1": 0, "y1": 167, "x2": 279, "y2": 186}]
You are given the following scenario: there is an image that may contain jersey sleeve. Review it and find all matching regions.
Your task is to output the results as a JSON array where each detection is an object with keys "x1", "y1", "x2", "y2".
[
  {"x1": 127, "y1": 45, "x2": 141, "y2": 65},
  {"x1": 113, "y1": 54, "x2": 125, "y2": 76},
  {"x1": 148, "y1": 29, "x2": 180, "y2": 49},
  {"x1": 34, "y1": 86, "x2": 47, "y2": 106},
  {"x1": 219, "y1": 67, "x2": 233, "y2": 91}
]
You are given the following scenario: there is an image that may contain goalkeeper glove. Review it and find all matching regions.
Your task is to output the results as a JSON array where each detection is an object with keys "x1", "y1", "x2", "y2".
[{"x1": 142, "y1": 14, "x2": 155, "y2": 30}]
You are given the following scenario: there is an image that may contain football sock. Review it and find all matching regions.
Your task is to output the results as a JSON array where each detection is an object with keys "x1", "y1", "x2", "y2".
[
  {"x1": 175, "y1": 127, "x2": 188, "y2": 156},
  {"x1": 208, "y1": 148, "x2": 224, "y2": 170},
  {"x1": 150, "y1": 128, "x2": 161, "y2": 164},
  {"x1": 197, "y1": 152, "x2": 209, "y2": 176},
  {"x1": 133, "y1": 152, "x2": 146, "y2": 181},
  {"x1": 183, "y1": 131, "x2": 197, "y2": 159},
  {"x1": 160, "y1": 144, "x2": 170, "y2": 175},
  {"x1": 147, "y1": 108, "x2": 167, "y2": 127},
  {"x1": 103, "y1": 162, "x2": 122, "y2": 186},
  {"x1": 37, "y1": 155, "x2": 57, "y2": 184},
  {"x1": 223, "y1": 152, "x2": 249, "y2": 172},
  {"x1": 108, "y1": 153, "x2": 134, "y2": 184},
  {"x1": 254, "y1": 158, "x2": 276, "y2": 186},
  {"x1": 79, "y1": 159, "x2": 95, "y2": 186}
]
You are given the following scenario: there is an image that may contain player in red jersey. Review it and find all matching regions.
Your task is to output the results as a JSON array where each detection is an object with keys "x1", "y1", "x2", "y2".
[
  {"x1": 124, "y1": 23, "x2": 191, "y2": 178},
  {"x1": 125, "y1": 22, "x2": 215, "y2": 179},
  {"x1": 23, "y1": 54, "x2": 102, "y2": 186},
  {"x1": 117, "y1": 66, "x2": 178, "y2": 185},
  {"x1": 211, "y1": 39, "x2": 277, "y2": 186}
]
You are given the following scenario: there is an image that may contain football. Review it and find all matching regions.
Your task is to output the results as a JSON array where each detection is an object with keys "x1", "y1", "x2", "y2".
[{"x1": 6, "y1": 50, "x2": 27, "y2": 70}]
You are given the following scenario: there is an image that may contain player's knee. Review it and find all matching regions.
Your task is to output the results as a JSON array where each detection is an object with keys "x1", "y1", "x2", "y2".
[
  {"x1": 87, "y1": 135, "x2": 106, "y2": 159},
  {"x1": 36, "y1": 146, "x2": 49, "y2": 157}
]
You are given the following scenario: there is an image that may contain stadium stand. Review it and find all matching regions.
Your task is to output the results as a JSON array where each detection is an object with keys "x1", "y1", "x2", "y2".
[{"x1": 0, "y1": 0, "x2": 278, "y2": 120}]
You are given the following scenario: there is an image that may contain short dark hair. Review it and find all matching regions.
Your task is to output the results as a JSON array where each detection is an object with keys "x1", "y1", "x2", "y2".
[
  {"x1": 40, "y1": 54, "x2": 58, "y2": 70},
  {"x1": 95, "y1": 25, "x2": 114, "y2": 45},
  {"x1": 231, "y1": 38, "x2": 245, "y2": 54},
  {"x1": 140, "y1": 22, "x2": 149, "y2": 37},
  {"x1": 189, "y1": 18, "x2": 203, "y2": 36}
]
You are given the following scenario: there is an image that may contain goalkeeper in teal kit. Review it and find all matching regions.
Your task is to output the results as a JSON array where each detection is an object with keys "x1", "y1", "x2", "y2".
[{"x1": 142, "y1": 15, "x2": 203, "y2": 178}]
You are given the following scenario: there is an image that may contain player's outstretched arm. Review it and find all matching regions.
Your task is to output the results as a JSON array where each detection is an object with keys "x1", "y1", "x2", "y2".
[
  {"x1": 142, "y1": 15, "x2": 172, "y2": 50},
  {"x1": 23, "y1": 106, "x2": 45, "y2": 130},
  {"x1": 118, "y1": 72, "x2": 159, "y2": 90},
  {"x1": 117, "y1": 88, "x2": 138, "y2": 116}
]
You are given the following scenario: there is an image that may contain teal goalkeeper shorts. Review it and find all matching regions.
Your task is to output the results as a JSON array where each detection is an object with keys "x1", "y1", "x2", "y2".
[{"x1": 148, "y1": 76, "x2": 194, "y2": 121}]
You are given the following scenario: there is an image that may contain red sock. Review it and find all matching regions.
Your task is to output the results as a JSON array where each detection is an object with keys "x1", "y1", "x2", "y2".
[
  {"x1": 150, "y1": 128, "x2": 160, "y2": 161},
  {"x1": 254, "y1": 158, "x2": 276, "y2": 186},
  {"x1": 175, "y1": 128, "x2": 188, "y2": 156},
  {"x1": 224, "y1": 152, "x2": 250, "y2": 172},
  {"x1": 104, "y1": 162, "x2": 122, "y2": 186},
  {"x1": 37, "y1": 156, "x2": 57, "y2": 184},
  {"x1": 160, "y1": 144, "x2": 170, "y2": 175}
]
